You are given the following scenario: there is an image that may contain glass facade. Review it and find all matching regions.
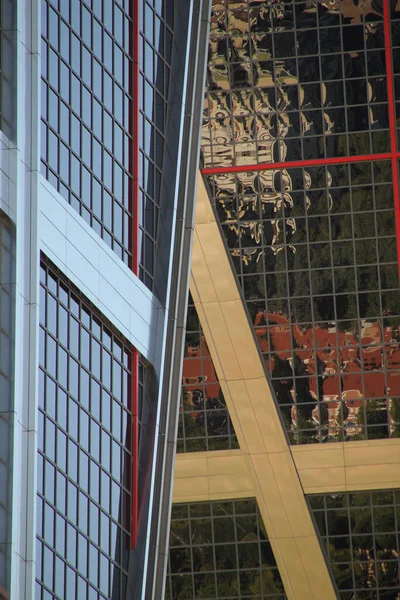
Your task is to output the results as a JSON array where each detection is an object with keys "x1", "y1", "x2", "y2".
[
  {"x1": 178, "y1": 294, "x2": 238, "y2": 453},
  {"x1": 138, "y1": 0, "x2": 174, "y2": 288},
  {"x1": 0, "y1": 0, "x2": 17, "y2": 142},
  {"x1": 36, "y1": 259, "x2": 133, "y2": 600},
  {"x1": 202, "y1": 1, "x2": 389, "y2": 169},
  {"x1": 309, "y1": 490, "x2": 400, "y2": 599},
  {"x1": 0, "y1": 212, "x2": 14, "y2": 600},
  {"x1": 40, "y1": 0, "x2": 133, "y2": 265},
  {"x1": 201, "y1": 0, "x2": 400, "y2": 444},
  {"x1": 166, "y1": 498, "x2": 286, "y2": 600}
]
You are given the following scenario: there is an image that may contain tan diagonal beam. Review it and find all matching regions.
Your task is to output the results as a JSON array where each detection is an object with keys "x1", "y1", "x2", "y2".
[
  {"x1": 189, "y1": 175, "x2": 337, "y2": 600},
  {"x1": 173, "y1": 441, "x2": 400, "y2": 501}
]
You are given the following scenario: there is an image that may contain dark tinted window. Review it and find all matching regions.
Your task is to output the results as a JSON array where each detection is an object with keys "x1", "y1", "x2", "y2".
[
  {"x1": 166, "y1": 498, "x2": 287, "y2": 599},
  {"x1": 178, "y1": 294, "x2": 238, "y2": 453},
  {"x1": 309, "y1": 490, "x2": 400, "y2": 599}
]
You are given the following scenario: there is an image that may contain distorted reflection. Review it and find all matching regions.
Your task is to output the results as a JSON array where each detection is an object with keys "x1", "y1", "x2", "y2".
[
  {"x1": 310, "y1": 490, "x2": 400, "y2": 599},
  {"x1": 166, "y1": 499, "x2": 287, "y2": 600},
  {"x1": 178, "y1": 295, "x2": 238, "y2": 452},
  {"x1": 202, "y1": 0, "x2": 389, "y2": 168},
  {"x1": 207, "y1": 159, "x2": 400, "y2": 444}
]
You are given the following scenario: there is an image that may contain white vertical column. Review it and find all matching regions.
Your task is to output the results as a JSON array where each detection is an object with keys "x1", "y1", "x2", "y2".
[{"x1": 10, "y1": 0, "x2": 41, "y2": 597}]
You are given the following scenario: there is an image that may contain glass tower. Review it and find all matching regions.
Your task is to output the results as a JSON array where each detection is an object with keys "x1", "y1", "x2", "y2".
[
  {"x1": 4, "y1": 0, "x2": 400, "y2": 598},
  {"x1": 167, "y1": 2, "x2": 400, "y2": 599},
  {"x1": 0, "y1": 0, "x2": 210, "y2": 598}
]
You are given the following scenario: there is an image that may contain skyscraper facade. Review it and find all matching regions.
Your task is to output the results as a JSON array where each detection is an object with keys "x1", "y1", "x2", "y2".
[
  {"x1": 169, "y1": 1, "x2": 400, "y2": 599},
  {"x1": 0, "y1": 0, "x2": 210, "y2": 598},
  {"x1": 4, "y1": 0, "x2": 400, "y2": 599}
]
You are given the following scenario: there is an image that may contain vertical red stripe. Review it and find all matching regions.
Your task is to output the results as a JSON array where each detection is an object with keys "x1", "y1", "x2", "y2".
[
  {"x1": 129, "y1": 0, "x2": 140, "y2": 548},
  {"x1": 131, "y1": 347, "x2": 139, "y2": 548},
  {"x1": 383, "y1": 0, "x2": 400, "y2": 276},
  {"x1": 133, "y1": 0, "x2": 140, "y2": 276}
]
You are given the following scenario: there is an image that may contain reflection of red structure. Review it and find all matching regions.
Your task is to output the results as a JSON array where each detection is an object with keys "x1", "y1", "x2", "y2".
[
  {"x1": 182, "y1": 340, "x2": 220, "y2": 410},
  {"x1": 255, "y1": 311, "x2": 400, "y2": 436},
  {"x1": 181, "y1": 311, "x2": 400, "y2": 438}
]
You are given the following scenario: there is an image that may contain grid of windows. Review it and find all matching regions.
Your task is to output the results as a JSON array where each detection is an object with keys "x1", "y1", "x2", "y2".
[
  {"x1": 202, "y1": 1, "x2": 389, "y2": 169},
  {"x1": 138, "y1": 0, "x2": 174, "y2": 288},
  {"x1": 40, "y1": 0, "x2": 133, "y2": 265},
  {"x1": 178, "y1": 294, "x2": 238, "y2": 453},
  {"x1": 391, "y1": 8, "x2": 400, "y2": 148},
  {"x1": 309, "y1": 490, "x2": 400, "y2": 599},
  {"x1": 0, "y1": 212, "x2": 14, "y2": 413},
  {"x1": 36, "y1": 260, "x2": 133, "y2": 600},
  {"x1": 200, "y1": 1, "x2": 400, "y2": 444},
  {"x1": 206, "y1": 158, "x2": 400, "y2": 443},
  {"x1": 0, "y1": 0, "x2": 17, "y2": 142},
  {"x1": 0, "y1": 212, "x2": 14, "y2": 600},
  {"x1": 166, "y1": 498, "x2": 287, "y2": 600}
]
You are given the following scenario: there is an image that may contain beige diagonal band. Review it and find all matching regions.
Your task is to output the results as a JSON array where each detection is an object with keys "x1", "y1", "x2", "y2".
[{"x1": 186, "y1": 174, "x2": 337, "y2": 600}]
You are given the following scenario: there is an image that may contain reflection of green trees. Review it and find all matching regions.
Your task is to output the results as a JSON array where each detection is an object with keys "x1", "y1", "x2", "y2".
[
  {"x1": 312, "y1": 492, "x2": 400, "y2": 595},
  {"x1": 390, "y1": 398, "x2": 400, "y2": 438},
  {"x1": 168, "y1": 500, "x2": 287, "y2": 598},
  {"x1": 334, "y1": 401, "x2": 349, "y2": 442},
  {"x1": 356, "y1": 400, "x2": 389, "y2": 440}
]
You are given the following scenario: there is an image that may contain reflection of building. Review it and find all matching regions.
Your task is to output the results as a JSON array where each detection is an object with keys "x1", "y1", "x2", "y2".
[
  {"x1": 178, "y1": 295, "x2": 238, "y2": 453},
  {"x1": 168, "y1": 2, "x2": 400, "y2": 600},
  {"x1": 254, "y1": 309, "x2": 400, "y2": 439}
]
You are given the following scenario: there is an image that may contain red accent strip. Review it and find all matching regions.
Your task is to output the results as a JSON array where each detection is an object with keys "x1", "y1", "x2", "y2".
[
  {"x1": 131, "y1": 347, "x2": 139, "y2": 548},
  {"x1": 383, "y1": 0, "x2": 400, "y2": 276},
  {"x1": 201, "y1": 153, "x2": 392, "y2": 175},
  {"x1": 133, "y1": 0, "x2": 140, "y2": 275}
]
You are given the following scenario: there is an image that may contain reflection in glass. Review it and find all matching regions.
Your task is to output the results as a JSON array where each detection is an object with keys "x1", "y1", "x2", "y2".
[
  {"x1": 207, "y1": 159, "x2": 400, "y2": 444},
  {"x1": 309, "y1": 490, "x2": 400, "y2": 599},
  {"x1": 203, "y1": 1, "x2": 389, "y2": 169},
  {"x1": 166, "y1": 498, "x2": 287, "y2": 600},
  {"x1": 178, "y1": 294, "x2": 238, "y2": 452}
]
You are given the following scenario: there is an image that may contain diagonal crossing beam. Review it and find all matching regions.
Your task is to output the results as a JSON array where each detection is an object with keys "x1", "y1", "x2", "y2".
[{"x1": 189, "y1": 174, "x2": 337, "y2": 600}]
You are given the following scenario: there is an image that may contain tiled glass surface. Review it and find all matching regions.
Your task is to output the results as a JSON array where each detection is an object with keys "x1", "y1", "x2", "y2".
[
  {"x1": 0, "y1": 0, "x2": 17, "y2": 142},
  {"x1": 36, "y1": 259, "x2": 133, "y2": 599},
  {"x1": 309, "y1": 490, "x2": 400, "y2": 599},
  {"x1": 0, "y1": 212, "x2": 14, "y2": 413},
  {"x1": 178, "y1": 294, "x2": 238, "y2": 453},
  {"x1": 166, "y1": 498, "x2": 287, "y2": 600},
  {"x1": 202, "y1": 0, "x2": 389, "y2": 169},
  {"x1": 0, "y1": 212, "x2": 14, "y2": 599},
  {"x1": 138, "y1": 0, "x2": 174, "y2": 288},
  {"x1": 40, "y1": 0, "x2": 133, "y2": 265},
  {"x1": 207, "y1": 158, "x2": 400, "y2": 443},
  {"x1": 391, "y1": 6, "x2": 400, "y2": 148}
]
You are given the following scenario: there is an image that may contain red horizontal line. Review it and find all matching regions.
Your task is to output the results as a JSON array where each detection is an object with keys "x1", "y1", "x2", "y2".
[{"x1": 201, "y1": 153, "x2": 393, "y2": 175}]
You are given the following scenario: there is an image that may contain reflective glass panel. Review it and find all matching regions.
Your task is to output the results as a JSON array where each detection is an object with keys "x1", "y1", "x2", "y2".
[
  {"x1": 309, "y1": 490, "x2": 400, "y2": 599},
  {"x1": 166, "y1": 498, "x2": 287, "y2": 599},
  {"x1": 36, "y1": 258, "x2": 133, "y2": 599},
  {"x1": 178, "y1": 294, "x2": 238, "y2": 452}
]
